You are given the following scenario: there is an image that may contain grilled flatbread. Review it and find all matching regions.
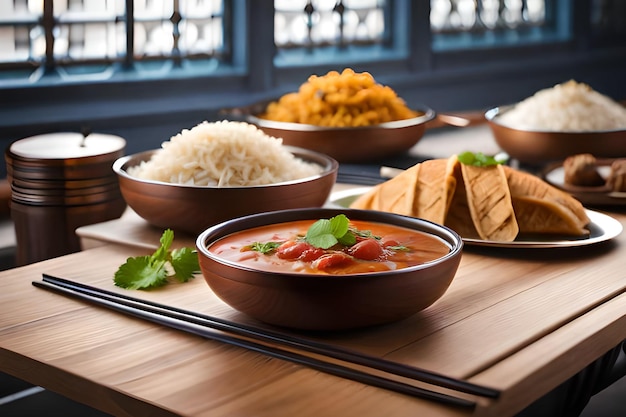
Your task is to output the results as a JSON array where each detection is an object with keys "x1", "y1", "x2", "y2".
[
  {"x1": 410, "y1": 157, "x2": 457, "y2": 224},
  {"x1": 350, "y1": 164, "x2": 420, "y2": 216},
  {"x1": 512, "y1": 196, "x2": 589, "y2": 236},
  {"x1": 349, "y1": 154, "x2": 590, "y2": 241},
  {"x1": 502, "y1": 165, "x2": 589, "y2": 230},
  {"x1": 461, "y1": 163, "x2": 519, "y2": 241},
  {"x1": 444, "y1": 161, "x2": 479, "y2": 238},
  {"x1": 350, "y1": 156, "x2": 457, "y2": 225}
]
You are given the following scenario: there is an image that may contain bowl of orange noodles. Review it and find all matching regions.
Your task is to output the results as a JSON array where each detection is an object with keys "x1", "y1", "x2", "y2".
[{"x1": 226, "y1": 69, "x2": 436, "y2": 163}]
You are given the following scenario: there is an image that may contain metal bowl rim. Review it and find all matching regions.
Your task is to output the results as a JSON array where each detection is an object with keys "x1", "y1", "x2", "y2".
[
  {"x1": 485, "y1": 105, "x2": 626, "y2": 134},
  {"x1": 113, "y1": 147, "x2": 338, "y2": 189},
  {"x1": 247, "y1": 106, "x2": 436, "y2": 132},
  {"x1": 196, "y1": 208, "x2": 463, "y2": 280}
]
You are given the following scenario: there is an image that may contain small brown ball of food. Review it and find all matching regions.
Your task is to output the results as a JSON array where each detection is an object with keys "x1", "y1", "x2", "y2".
[{"x1": 563, "y1": 153, "x2": 605, "y2": 187}]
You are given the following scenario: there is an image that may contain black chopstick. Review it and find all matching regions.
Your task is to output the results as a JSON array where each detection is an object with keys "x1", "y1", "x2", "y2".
[
  {"x1": 336, "y1": 173, "x2": 385, "y2": 186},
  {"x1": 39, "y1": 273, "x2": 498, "y2": 399},
  {"x1": 33, "y1": 278, "x2": 476, "y2": 409}
]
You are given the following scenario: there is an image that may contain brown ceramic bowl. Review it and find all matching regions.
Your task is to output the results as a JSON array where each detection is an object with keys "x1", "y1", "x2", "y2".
[
  {"x1": 196, "y1": 208, "x2": 463, "y2": 331},
  {"x1": 486, "y1": 106, "x2": 626, "y2": 165},
  {"x1": 229, "y1": 101, "x2": 436, "y2": 163},
  {"x1": 113, "y1": 147, "x2": 338, "y2": 236}
]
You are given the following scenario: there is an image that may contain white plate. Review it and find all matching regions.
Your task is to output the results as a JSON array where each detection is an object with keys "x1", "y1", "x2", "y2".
[
  {"x1": 543, "y1": 162, "x2": 626, "y2": 206},
  {"x1": 544, "y1": 164, "x2": 612, "y2": 184},
  {"x1": 327, "y1": 187, "x2": 623, "y2": 248}
]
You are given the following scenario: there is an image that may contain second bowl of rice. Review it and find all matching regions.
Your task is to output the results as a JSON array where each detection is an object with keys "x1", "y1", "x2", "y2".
[
  {"x1": 486, "y1": 80, "x2": 626, "y2": 164},
  {"x1": 113, "y1": 120, "x2": 338, "y2": 235}
]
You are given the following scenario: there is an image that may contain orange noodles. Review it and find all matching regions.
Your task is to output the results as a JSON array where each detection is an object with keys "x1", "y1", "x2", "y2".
[{"x1": 260, "y1": 68, "x2": 420, "y2": 127}]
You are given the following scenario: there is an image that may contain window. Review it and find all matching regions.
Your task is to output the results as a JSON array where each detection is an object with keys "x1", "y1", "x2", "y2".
[
  {"x1": 272, "y1": 0, "x2": 395, "y2": 66},
  {"x1": 274, "y1": 0, "x2": 387, "y2": 49},
  {"x1": 431, "y1": 0, "x2": 548, "y2": 32},
  {"x1": 0, "y1": 0, "x2": 624, "y2": 182},
  {"x1": 2, "y1": 0, "x2": 574, "y2": 82},
  {"x1": 430, "y1": 0, "x2": 568, "y2": 50},
  {"x1": 0, "y1": 0, "x2": 623, "y2": 93},
  {"x1": 0, "y1": 0, "x2": 229, "y2": 82}
]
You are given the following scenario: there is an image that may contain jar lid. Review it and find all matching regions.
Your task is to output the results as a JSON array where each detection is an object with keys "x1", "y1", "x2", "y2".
[{"x1": 9, "y1": 132, "x2": 126, "y2": 160}]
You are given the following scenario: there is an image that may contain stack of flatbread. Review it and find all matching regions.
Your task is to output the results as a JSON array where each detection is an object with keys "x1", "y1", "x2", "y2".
[{"x1": 350, "y1": 155, "x2": 590, "y2": 241}]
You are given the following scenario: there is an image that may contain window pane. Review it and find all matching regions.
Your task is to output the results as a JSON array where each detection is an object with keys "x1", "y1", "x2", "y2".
[
  {"x1": 121, "y1": 0, "x2": 227, "y2": 61},
  {"x1": 274, "y1": 0, "x2": 385, "y2": 48},
  {"x1": 0, "y1": 0, "x2": 43, "y2": 64},
  {"x1": 430, "y1": 0, "x2": 565, "y2": 51},
  {"x1": 430, "y1": 0, "x2": 547, "y2": 32},
  {"x1": 54, "y1": 0, "x2": 122, "y2": 61},
  {"x1": 0, "y1": 0, "x2": 228, "y2": 81},
  {"x1": 273, "y1": 0, "x2": 396, "y2": 67}
]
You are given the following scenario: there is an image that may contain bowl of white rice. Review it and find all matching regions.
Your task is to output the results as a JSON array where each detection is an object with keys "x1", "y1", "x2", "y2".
[
  {"x1": 113, "y1": 120, "x2": 338, "y2": 235},
  {"x1": 486, "y1": 80, "x2": 626, "y2": 164}
]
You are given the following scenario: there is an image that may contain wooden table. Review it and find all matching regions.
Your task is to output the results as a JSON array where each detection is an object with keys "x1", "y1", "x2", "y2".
[{"x1": 2, "y1": 127, "x2": 626, "y2": 416}]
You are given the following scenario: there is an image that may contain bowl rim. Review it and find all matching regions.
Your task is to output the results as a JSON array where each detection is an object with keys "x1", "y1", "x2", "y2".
[
  {"x1": 112, "y1": 146, "x2": 338, "y2": 189},
  {"x1": 247, "y1": 105, "x2": 436, "y2": 132},
  {"x1": 485, "y1": 105, "x2": 626, "y2": 134},
  {"x1": 196, "y1": 208, "x2": 463, "y2": 280}
]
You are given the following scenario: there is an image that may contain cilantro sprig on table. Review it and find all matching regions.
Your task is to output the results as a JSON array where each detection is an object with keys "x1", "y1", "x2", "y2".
[{"x1": 114, "y1": 229, "x2": 200, "y2": 290}]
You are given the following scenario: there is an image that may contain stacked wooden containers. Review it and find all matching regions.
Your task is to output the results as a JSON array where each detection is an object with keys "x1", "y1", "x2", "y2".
[{"x1": 5, "y1": 132, "x2": 127, "y2": 265}]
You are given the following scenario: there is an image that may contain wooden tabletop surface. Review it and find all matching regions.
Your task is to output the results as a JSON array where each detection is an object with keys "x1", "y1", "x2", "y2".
[
  {"x1": 2, "y1": 193, "x2": 626, "y2": 416},
  {"x1": 2, "y1": 126, "x2": 626, "y2": 416}
]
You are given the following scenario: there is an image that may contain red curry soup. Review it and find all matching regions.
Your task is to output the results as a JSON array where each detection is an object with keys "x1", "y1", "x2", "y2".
[{"x1": 207, "y1": 218, "x2": 452, "y2": 275}]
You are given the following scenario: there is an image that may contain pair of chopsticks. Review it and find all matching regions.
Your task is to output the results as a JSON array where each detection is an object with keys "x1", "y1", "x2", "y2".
[
  {"x1": 33, "y1": 274, "x2": 500, "y2": 408},
  {"x1": 336, "y1": 172, "x2": 386, "y2": 186},
  {"x1": 336, "y1": 166, "x2": 404, "y2": 186}
]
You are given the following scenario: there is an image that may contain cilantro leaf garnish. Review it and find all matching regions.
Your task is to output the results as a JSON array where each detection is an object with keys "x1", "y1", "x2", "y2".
[
  {"x1": 250, "y1": 215, "x2": 383, "y2": 252},
  {"x1": 114, "y1": 229, "x2": 200, "y2": 290},
  {"x1": 306, "y1": 214, "x2": 356, "y2": 249},
  {"x1": 387, "y1": 245, "x2": 410, "y2": 252},
  {"x1": 248, "y1": 241, "x2": 283, "y2": 254},
  {"x1": 351, "y1": 228, "x2": 380, "y2": 240},
  {"x1": 337, "y1": 232, "x2": 357, "y2": 246},
  {"x1": 457, "y1": 151, "x2": 508, "y2": 167}
]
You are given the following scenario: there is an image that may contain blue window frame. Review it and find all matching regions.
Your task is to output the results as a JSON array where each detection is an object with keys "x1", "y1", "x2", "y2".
[{"x1": 0, "y1": 0, "x2": 624, "y2": 180}]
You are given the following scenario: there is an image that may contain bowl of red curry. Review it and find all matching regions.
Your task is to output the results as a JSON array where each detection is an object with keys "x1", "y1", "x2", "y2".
[{"x1": 196, "y1": 208, "x2": 463, "y2": 331}]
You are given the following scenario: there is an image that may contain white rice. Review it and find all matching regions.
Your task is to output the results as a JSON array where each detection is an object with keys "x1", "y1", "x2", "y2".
[
  {"x1": 497, "y1": 80, "x2": 626, "y2": 132},
  {"x1": 128, "y1": 120, "x2": 323, "y2": 186}
]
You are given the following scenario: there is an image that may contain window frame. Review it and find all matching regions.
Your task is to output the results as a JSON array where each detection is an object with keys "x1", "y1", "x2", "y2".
[
  {"x1": 0, "y1": 0, "x2": 625, "y2": 178},
  {"x1": 1, "y1": 0, "x2": 622, "y2": 104}
]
